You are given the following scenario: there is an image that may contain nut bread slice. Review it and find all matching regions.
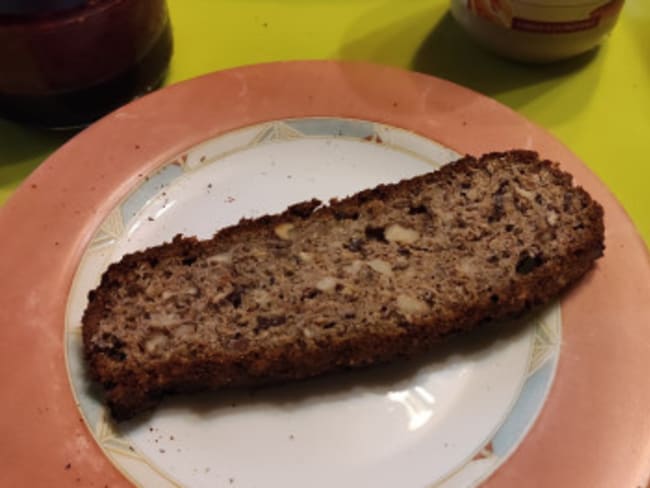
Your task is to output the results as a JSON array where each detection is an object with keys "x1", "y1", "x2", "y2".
[{"x1": 82, "y1": 150, "x2": 605, "y2": 420}]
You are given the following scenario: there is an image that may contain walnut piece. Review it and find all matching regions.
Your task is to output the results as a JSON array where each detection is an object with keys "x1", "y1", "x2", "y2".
[
  {"x1": 316, "y1": 276, "x2": 338, "y2": 292},
  {"x1": 274, "y1": 223, "x2": 294, "y2": 240},
  {"x1": 367, "y1": 259, "x2": 393, "y2": 276},
  {"x1": 385, "y1": 224, "x2": 419, "y2": 244},
  {"x1": 206, "y1": 252, "x2": 232, "y2": 265},
  {"x1": 396, "y1": 294, "x2": 429, "y2": 314}
]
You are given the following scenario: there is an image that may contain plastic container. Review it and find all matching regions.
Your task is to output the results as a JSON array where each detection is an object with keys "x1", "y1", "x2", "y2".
[
  {"x1": 0, "y1": 0, "x2": 172, "y2": 128},
  {"x1": 450, "y1": 0, "x2": 624, "y2": 62}
]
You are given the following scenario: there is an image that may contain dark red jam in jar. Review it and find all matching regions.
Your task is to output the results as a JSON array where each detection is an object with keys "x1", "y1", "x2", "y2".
[{"x1": 0, "y1": 0, "x2": 172, "y2": 128}]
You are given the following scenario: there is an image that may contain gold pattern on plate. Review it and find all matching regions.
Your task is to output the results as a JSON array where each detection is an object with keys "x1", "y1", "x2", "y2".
[
  {"x1": 89, "y1": 207, "x2": 125, "y2": 250},
  {"x1": 249, "y1": 122, "x2": 303, "y2": 145},
  {"x1": 95, "y1": 411, "x2": 183, "y2": 487},
  {"x1": 528, "y1": 317, "x2": 561, "y2": 375}
]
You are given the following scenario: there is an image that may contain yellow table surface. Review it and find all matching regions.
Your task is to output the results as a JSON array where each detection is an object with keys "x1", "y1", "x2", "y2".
[{"x1": 1, "y1": 0, "x2": 648, "y2": 246}]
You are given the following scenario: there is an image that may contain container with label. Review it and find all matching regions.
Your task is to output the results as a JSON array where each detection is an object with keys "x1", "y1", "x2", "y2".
[
  {"x1": 450, "y1": 0, "x2": 624, "y2": 62},
  {"x1": 0, "y1": 0, "x2": 173, "y2": 128}
]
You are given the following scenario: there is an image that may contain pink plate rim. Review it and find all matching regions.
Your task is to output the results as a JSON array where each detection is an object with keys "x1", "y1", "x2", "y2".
[{"x1": 0, "y1": 60, "x2": 648, "y2": 487}]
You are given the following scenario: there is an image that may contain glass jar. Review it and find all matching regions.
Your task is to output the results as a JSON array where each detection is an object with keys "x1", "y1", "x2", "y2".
[
  {"x1": 450, "y1": 0, "x2": 624, "y2": 62},
  {"x1": 0, "y1": 0, "x2": 172, "y2": 128}
]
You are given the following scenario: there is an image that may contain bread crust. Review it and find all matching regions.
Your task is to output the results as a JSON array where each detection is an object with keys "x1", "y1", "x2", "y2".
[{"x1": 82, "y1": 150, "x2": 604, "y2": 420}]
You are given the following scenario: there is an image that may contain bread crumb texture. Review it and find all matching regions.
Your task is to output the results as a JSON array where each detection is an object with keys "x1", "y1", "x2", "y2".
[{"x1": 82, "y1": 151, "x2": 604, "y2": 420}]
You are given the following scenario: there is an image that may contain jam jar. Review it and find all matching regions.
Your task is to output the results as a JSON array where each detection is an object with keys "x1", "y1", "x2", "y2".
[
  {"x1": 0, "y1": 0, "x2": 172, "y2": 128},
  {"x1": 451, "y1": 0, "x2": 624, "y2": 62}
]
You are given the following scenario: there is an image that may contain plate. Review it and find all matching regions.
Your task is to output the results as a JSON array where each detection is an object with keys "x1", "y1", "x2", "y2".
[
  {"x1": 64, "y1": 118, "x2": 561, "y2": 487},
  {"x1": 1, "y1": 61, "x2": 649, "y2": 488}
]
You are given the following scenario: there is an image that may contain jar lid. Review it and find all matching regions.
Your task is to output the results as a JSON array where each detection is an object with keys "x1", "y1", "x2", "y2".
[{"x1": 0, "y1": 0, "x2": 87, "y2": 15}]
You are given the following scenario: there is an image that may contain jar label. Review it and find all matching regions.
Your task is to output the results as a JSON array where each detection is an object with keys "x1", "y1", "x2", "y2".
[{"x1": 464, "y1": 0, "x2": 624, "y2": 33}]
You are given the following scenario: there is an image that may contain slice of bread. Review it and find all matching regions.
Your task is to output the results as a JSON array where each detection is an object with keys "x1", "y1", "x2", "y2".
[{"x1": 82, "y1": 150, "x2": 604, "y2": 420}]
